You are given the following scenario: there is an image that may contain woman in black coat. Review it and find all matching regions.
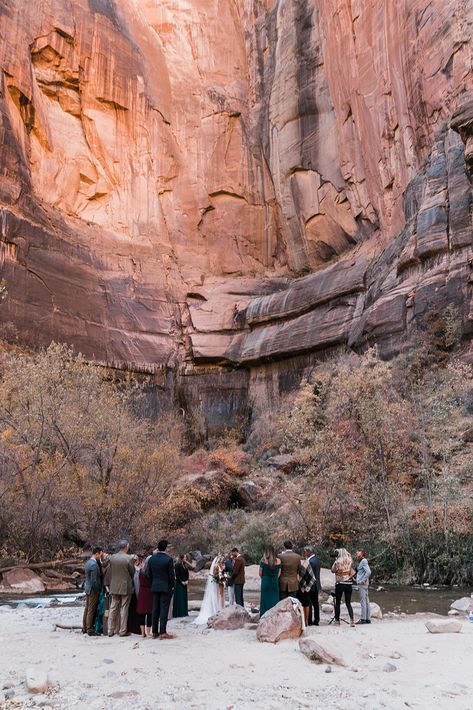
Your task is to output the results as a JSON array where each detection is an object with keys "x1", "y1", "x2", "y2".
[{"x1": 173, "y1": 554, "x2": 190, "y2": 617}]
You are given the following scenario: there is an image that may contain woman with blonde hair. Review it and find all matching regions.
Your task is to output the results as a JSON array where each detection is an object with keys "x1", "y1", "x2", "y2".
[{"x1": 331, "y1": 548, "x2": 355, "y2": 627}]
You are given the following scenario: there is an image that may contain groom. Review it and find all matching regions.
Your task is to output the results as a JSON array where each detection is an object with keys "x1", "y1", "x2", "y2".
[
  {"x1": 147, "y1": 539, "x2": 175, "y2": 639},
  {"x1": 230, "y1": 548, "x2": 245, "y2": 607}
]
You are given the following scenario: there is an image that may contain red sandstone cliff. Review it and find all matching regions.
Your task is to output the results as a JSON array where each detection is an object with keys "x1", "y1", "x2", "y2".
[{"x1": 1, "y1": 0, "x2": 472, "y2": 422}]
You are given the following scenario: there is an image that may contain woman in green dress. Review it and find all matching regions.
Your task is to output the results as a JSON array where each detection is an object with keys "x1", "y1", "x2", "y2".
[
  {"x1": 259, "y1": 545, "x2": 281, "y2": 617},
  {"x1": 173, "y1": 554, "x2": 190, "y2": 617}
]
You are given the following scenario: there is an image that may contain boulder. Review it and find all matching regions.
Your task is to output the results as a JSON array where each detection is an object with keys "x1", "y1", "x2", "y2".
[
  {"x1": 299, "y1": 637, "x2": 346, "y2": 666},
  {"x1": 208, "y1": 605, "x2": 251, "y2": 630},
  {"x1": 461, "y1": 427, "x2": 473, "y2": 443},
  {"x1": 235, "y1": 481, "x2": 262, "y2": 509},
  {"x1": 188, "y1": 551, "x2": 210, "y2": 573},
  {"x1": 240, "y1": 565, "x2": 261, "y2": 593},
  {"x1": 344, "y1": 601, "x2": 382, "y2": 619},
  {"x1": 425, "y1": 619, "x2": 463, "y2": 634},
  {"x1": 25, "y1": 668, "x2": 49, "y2": 694},
  {"x1": 265, "y1": 454, "x2": 297, "y2": 472},
  {"x1": 0, "y1": 568, "x2": 46, "y2": 595},
  {"x1": 321, "y1": 603, "x2": 334, "y2": 614},
  {"x1": 320, "y1": 568, "x2": 336, "y2": 591},
  {"x1": 256, "y1": 598, "x2": 303, "y2": 643},
  {"x1": 450, "y1": 597, "x2": 473, "y2": 614}
]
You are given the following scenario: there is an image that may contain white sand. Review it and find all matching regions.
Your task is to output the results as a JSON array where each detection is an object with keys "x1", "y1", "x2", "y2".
[{"x1": 1, "y1": 604, "x2": 472, "y2": 710}]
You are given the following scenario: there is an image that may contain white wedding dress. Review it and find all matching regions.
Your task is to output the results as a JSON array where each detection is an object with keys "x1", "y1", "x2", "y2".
[{"x1": 194, "y1": 556, "x2": 223, "y2": 625}]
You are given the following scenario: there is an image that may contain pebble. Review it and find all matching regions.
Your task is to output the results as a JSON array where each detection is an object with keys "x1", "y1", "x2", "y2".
[
  {"x1": 325, "y1": 666, "x2": 332, "y2": 673},
  {"x1": 383, "y1": 662, "x2": 397, "y2": 673},
  {"x1": 26, "y1": 667, "x2": 49, "y2": 694},
  {"x1": 102, "y1": 658, "x2": 114, "y2": 664},
  {"x1": 4, "y1": 689, "x2": 15, "y2": 700}
]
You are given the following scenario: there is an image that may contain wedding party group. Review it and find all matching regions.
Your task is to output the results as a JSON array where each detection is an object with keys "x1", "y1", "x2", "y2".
[
  {"x1": 82, "y1": 538, "x2": 372, "y2": 640},
  {"x1": 195, "y1": 542, "x2": 372, "y2": 628},
  {"x1": 82, "y1": 539, "x2": 190, "y2": 640}
]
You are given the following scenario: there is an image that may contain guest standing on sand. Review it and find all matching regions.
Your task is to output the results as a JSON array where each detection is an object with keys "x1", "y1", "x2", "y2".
[
  {"x1": 137, "y1": 560, "x2": 153, "y2": 638},
  {"x1": 355, "y1": 548, "x2": 372, "y2": 624},
  {"x1": 127, "y1": 555, "x2": 143, "y2": 635},
  {"x1": 108, "y1": 540, "x2": 135, "y2": 637},
  {"x1": 298, "y1": 549, "x2": 317, "y2": 626},
  {"x1": 94, "y1": 552, "x2": 108, "y2": 635},
  {"x1": 331, "y1": 547, "x2": 355, "y2": 627},
  {"x1": 306, "y1": 546, "x2": 321, "y2": 626},
  {"x1": 279, "y1": 541, "x2": 301, "y2": 600},
  {"x1": 259, "y1": 545, "x2": 281, "y2": 616},
  {"x1": 82, "y1": 546, "x2": 103, "y2": 636},
  {"x1": 147, "y1": 539, "x2": 175, "y2": 639},
  {"x1": 230, "y1": 548, "x2": 245, "y2": 607},
  {"x1": 173, "y1": 554, "x2": 190, "y2": 618}
]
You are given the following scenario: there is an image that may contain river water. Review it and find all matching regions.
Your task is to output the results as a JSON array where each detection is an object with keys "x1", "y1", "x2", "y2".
[
  {"x1": 1, "y1": 583, "x2": 469, "y2": 616},
  {"x1": 187, "y1": 581, "x2": 471, "y2": 616}
]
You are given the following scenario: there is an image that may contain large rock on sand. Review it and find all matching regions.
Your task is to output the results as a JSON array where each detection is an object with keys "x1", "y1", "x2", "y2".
[
  {"x1": 323, "y1": 600, "x2": 383, "y2": 620},
  {"x1": 299, "y1": 637, "x2": 346, "y2": 666},
  {"x1": 208, "y1": 605, "x2": 250, "y2": 630},
  {"x1": 425, "y1": 619, "x2": 463, "y2": 634},
  {"x1": 0, "y1": 568, "x2": 46, "y2": 595},
  {"x1": 450, "y1": 597, "x2": 473, "y2": 614},
  {"x1": 320, "y1": 569, "x2": 336, "y2": 591},
  {"x1": 256, "y1": 598, "x2": 303, "y2": 643},
  {"x1": 352, "y1": 601, "x2": 383, "y2": 619}
]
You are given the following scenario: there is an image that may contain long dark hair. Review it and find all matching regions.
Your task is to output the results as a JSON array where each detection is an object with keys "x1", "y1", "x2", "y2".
[{"x1": 262, "y1": 545, "x2": 276, "y2": 569}]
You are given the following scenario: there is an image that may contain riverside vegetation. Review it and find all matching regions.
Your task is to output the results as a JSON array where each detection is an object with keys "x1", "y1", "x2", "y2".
[{"x1": 0, "y1": 306, "x2": 472, "y2": 585}]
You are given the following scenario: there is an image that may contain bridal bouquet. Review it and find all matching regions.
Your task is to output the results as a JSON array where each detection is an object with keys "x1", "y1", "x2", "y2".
[{"x1": 211, "y1": 564, "x2": 225, "y2": 587}]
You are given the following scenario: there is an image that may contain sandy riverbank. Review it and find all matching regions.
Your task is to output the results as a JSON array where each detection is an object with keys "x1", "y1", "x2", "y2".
[{"x1": 1, "y1": 603, "x2": 472, "y2": 710}]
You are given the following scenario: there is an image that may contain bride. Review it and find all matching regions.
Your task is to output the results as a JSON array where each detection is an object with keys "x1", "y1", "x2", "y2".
[{"x1": 194, "y1": 555, "x2": 225, "y2": 625}]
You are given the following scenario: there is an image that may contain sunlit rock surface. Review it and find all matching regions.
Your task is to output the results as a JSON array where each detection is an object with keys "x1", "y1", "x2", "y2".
[{"x1": 1, "y1": 0, "x2": 472, "y2": 425}]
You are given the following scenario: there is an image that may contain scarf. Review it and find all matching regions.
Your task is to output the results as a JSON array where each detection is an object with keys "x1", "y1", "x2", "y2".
[{"x1": 299, "y1": 560, "x2": 316, "y2": 594}]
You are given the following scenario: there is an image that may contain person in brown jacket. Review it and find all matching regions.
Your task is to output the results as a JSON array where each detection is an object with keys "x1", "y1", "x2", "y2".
[
  {"x1": 279, "y1": 540, "x2": 302, "y2": 600},
  {"x1": 230, "y1": 548, "x2": 245, "y2": 607}
]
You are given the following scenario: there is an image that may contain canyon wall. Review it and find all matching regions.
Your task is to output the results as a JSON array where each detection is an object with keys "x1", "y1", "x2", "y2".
[{"x1": 1, "y1": 0, "x2": 473, "y2": 428}]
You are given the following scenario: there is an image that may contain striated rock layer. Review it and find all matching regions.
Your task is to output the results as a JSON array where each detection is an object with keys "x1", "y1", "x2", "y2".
[{"x1": 1, "y1": 0, "x2": 473, "y2": 429}]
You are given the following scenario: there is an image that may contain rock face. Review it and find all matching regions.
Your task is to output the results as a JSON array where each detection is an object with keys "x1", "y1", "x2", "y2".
[
  {"x1": 256, "y1": 597, "x2": 303, "y2": 643},
  {"x1": 0, "y1": 568, "x2": 46, "y2": 594},
  {"x1": 207, "y1": 605, "x2": 251, "y2": 630},
  {"x1": 1, "y1": 0, "x2": 473, "y2": 427}
]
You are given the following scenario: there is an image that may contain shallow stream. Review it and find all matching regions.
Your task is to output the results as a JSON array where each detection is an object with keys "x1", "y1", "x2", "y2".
[
  {"x1": 188, "y1": 580, "x2": 471, "y2": 616},
  {"x1": 1, "y1": 583, "x2": 470, "y2": 616}
]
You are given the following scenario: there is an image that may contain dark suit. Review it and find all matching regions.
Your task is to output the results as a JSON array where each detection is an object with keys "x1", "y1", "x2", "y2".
[
  {"x1": 307, "y1": 554, "x2": 321, "y2": 625},
  {"x1": 147, "y1": 552, "x2": 175, "y2": 635},
  {"x1": 230, "y1": 555, "x2": 245, "y2": 607}
]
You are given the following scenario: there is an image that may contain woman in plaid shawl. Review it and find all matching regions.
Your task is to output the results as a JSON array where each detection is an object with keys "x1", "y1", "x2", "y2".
[{"x1": 298, "y1": 550, "x2": 317, "y2": 626}]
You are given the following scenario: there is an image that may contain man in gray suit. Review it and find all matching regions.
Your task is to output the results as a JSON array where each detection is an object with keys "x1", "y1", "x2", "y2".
[{"x1": 108, "y1": 540, "x2": 135, "y2": 637}]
